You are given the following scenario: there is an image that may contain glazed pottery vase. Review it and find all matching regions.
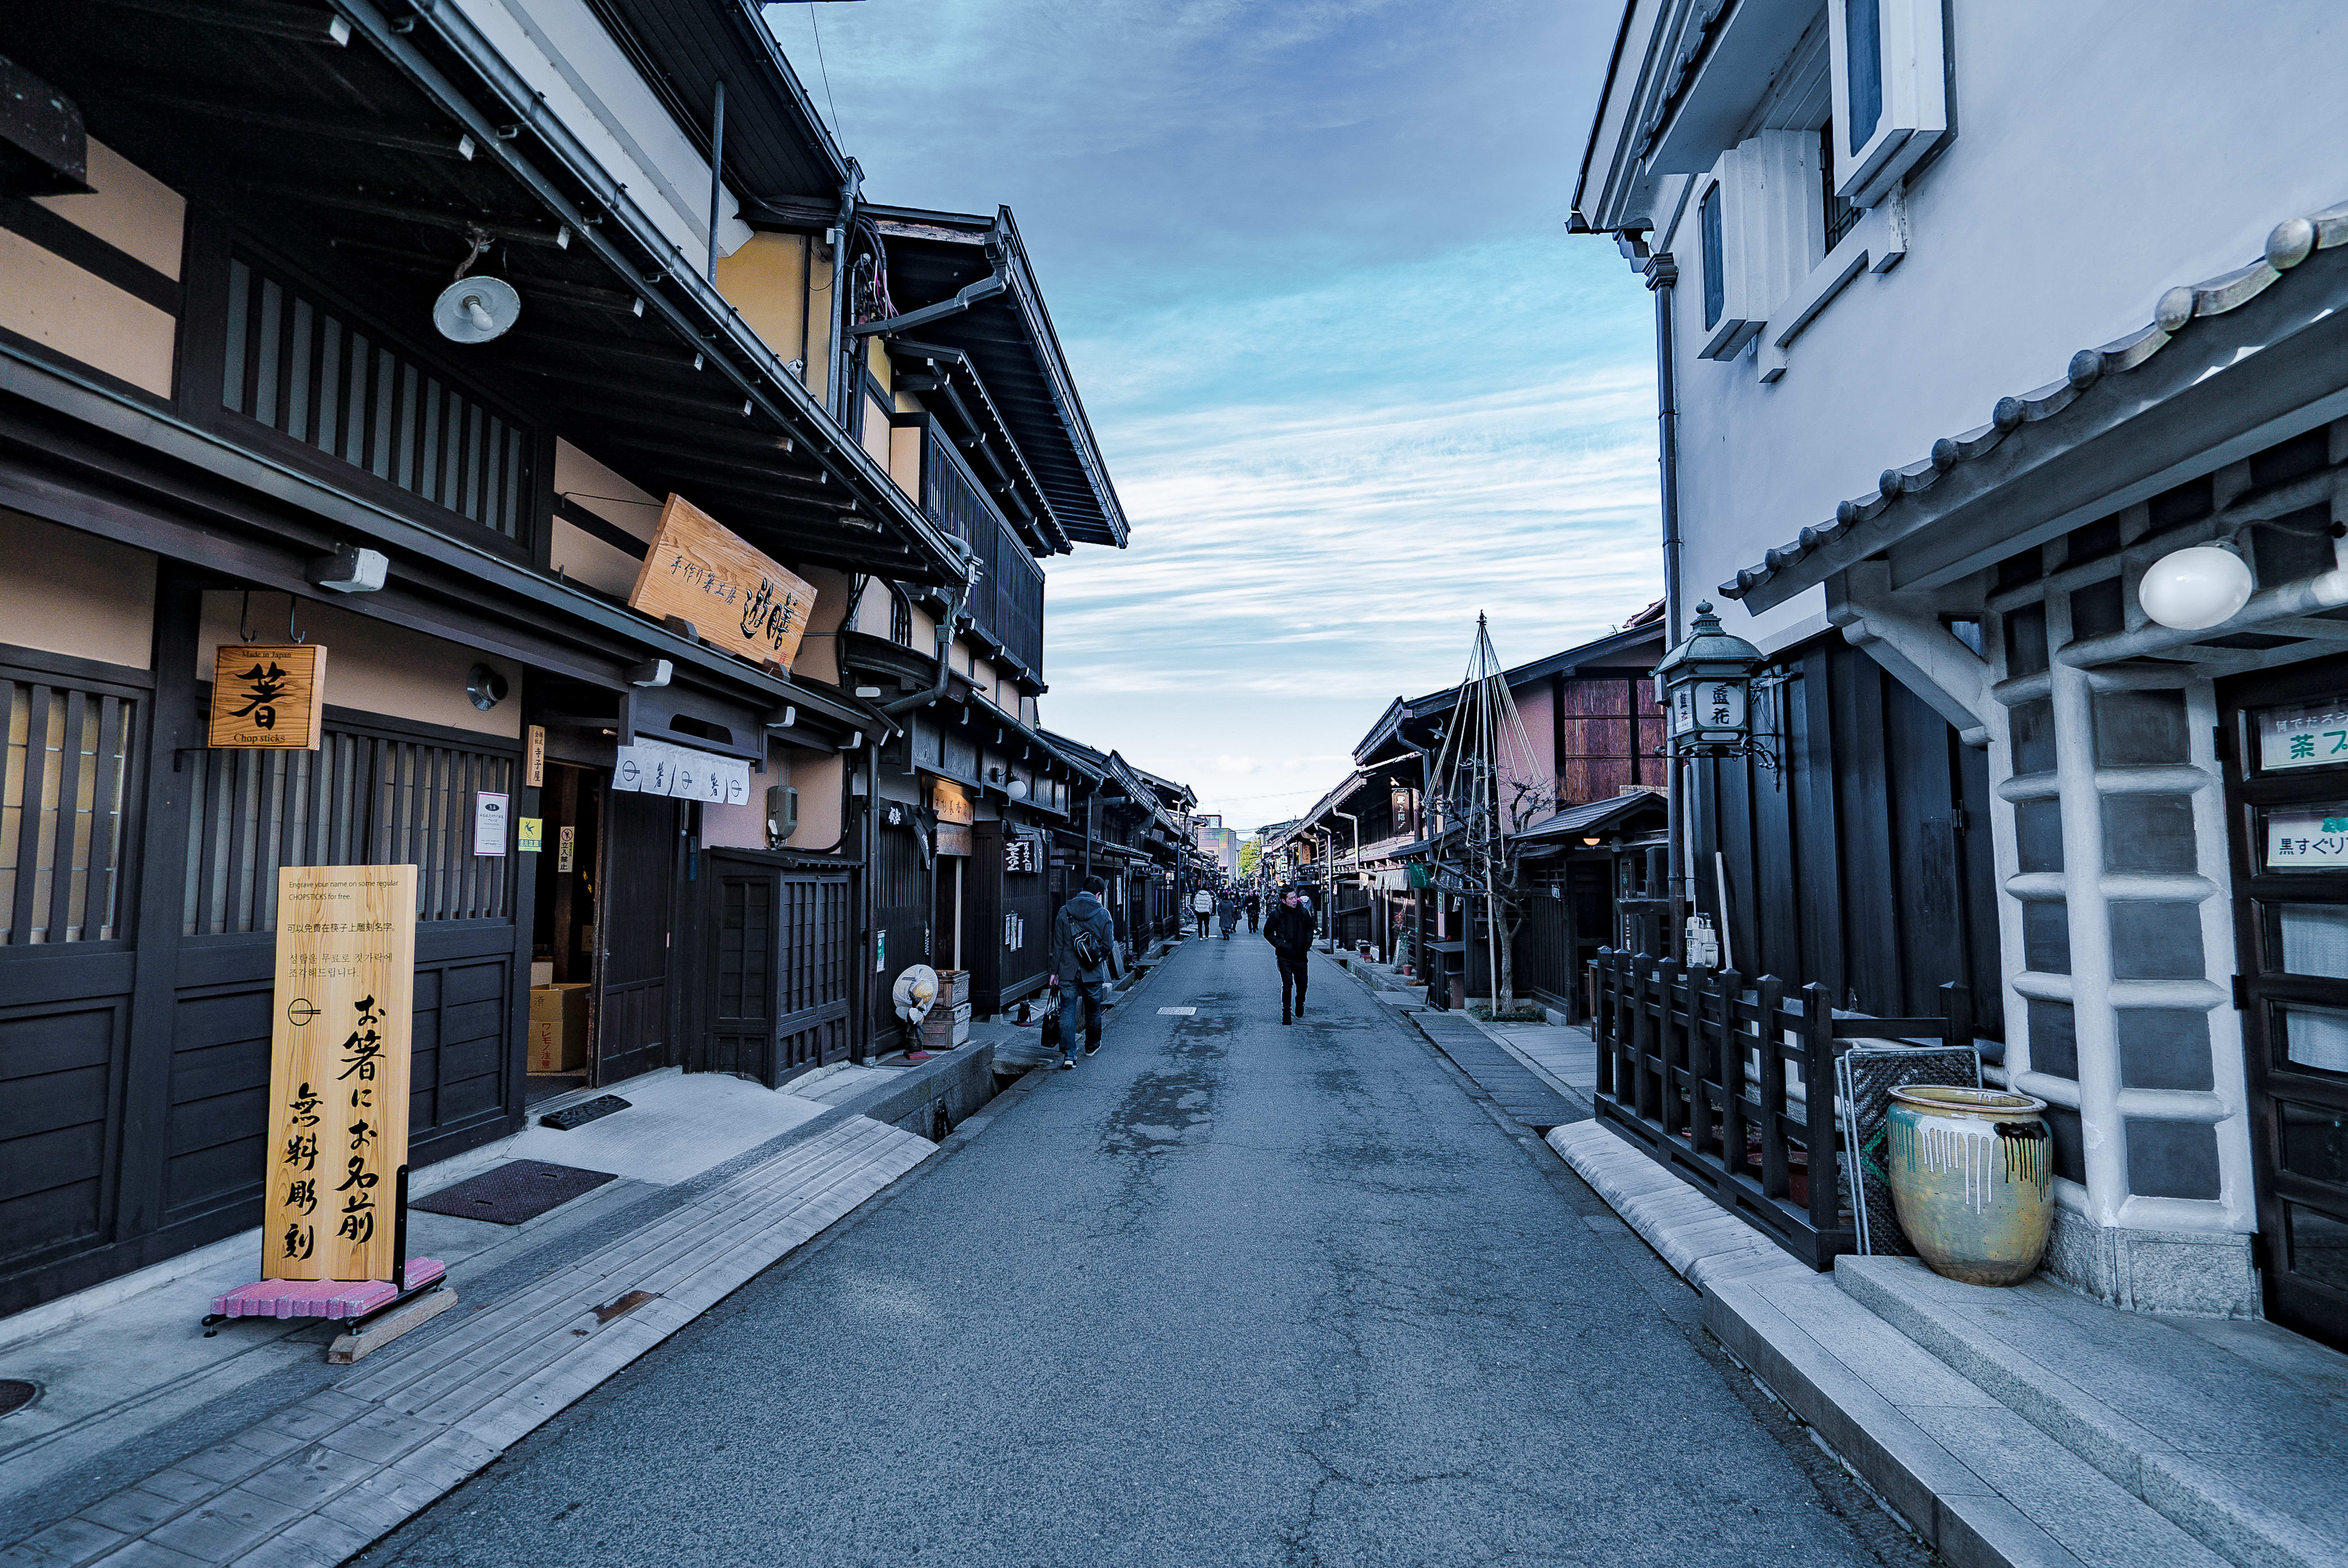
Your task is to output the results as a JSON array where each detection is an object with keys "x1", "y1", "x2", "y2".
[{"x1": 1884, "y1": 1084, "x2": 2054, "y2": 1286}]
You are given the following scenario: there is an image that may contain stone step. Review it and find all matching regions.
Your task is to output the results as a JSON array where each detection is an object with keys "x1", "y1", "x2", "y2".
[{"x1": 1835, "y1": 1255, "x2": 2348, "y2": 1568}]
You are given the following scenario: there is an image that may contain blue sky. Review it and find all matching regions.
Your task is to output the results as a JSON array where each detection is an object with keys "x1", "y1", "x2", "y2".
[{"x1": 763, "y1": 0, "x2": 1659, "y2": 831}]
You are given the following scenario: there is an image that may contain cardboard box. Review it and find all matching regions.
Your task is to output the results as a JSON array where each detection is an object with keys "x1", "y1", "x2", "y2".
[{"x1": 528, "y1": 983, "x2": 591, "y2": 1072}]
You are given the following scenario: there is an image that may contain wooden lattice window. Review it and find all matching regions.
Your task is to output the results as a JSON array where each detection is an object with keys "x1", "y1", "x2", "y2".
[
  {"x1": 183, "y1": 720, "x2": 516, "y2": 935},
  {"x1": 1, "y1": 675, "x2": 135, "y2": 945}
]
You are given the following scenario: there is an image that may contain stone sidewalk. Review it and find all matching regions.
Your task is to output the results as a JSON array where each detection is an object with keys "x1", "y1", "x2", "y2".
[
  {"x1": 0, "y1": 1046, "x2": 1020, "y2": 1568},
  {"x1": 1548, "y1": 1119, "x2": 2348, "y2": 1568}
]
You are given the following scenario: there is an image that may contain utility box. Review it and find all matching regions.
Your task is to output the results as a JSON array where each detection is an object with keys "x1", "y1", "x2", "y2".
[{"x1": 528, "y1": 983, "x2": 591, "y2": 1072}]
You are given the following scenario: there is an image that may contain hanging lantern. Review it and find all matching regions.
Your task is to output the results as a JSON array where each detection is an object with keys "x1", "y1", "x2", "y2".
[
  {"x1": 1655, "y1": 601, "x2": 1763, "y2": 757},
  {"x1": 2139, "y1": 543, "x2": 2254, "y2": 630}
]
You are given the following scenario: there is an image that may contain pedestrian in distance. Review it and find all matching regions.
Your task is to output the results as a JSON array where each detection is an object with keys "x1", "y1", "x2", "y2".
[
  {"x1": 1191, "y1": 884, "x2": 1214, "y2": 939},
  {"x1": 1051, "y1": 874, "x2": 1122, "y2": 1070},
  {"x1": 1242, "y1": 889, "x2": 1260, "y2": 932},
  {"x1": 1217, "y1": 891, "x2": 1239, "y2": 940},
  {"x1": 1265, "y1": 887, "x2": 1315, "y2": 1024}
]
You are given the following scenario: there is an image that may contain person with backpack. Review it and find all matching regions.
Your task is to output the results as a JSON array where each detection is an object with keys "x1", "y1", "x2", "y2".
[
  {"x1": 1190, "y1": 884, "x2": 1214, "y2": 939},
  {"x1": 1051, "y1": 875, "x2": 1123, "y2": 1070},
  {"x1": 1241, "y1": 890, "x2": 1260, "y2": 932},
  {"x1": 1265, "y1": 887, "x2": 1315, "y2": 1024}
]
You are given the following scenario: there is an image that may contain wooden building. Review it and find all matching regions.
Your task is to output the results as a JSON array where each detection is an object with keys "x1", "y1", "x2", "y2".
[{"x1": 0, "y1": 0, "x2": 1161, "y2": 1315}]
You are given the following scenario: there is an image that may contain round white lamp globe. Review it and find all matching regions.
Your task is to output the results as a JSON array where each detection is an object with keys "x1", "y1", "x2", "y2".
[{"x1": 2139, "y1": 545, "x2": 2253, "y2": 630}]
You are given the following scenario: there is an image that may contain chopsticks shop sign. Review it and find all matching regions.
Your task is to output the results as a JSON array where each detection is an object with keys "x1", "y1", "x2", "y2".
[{"x1": 627, "y1": 494, "x2": 816, "y2": 672}]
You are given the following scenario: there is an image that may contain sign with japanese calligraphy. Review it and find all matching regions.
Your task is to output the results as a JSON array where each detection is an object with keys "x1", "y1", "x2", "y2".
[
  {"x1": 264, "y1": 865, "x2": 415, "y2": 1283},
  {"x1": 932, "y1": 779, "x2": 973, "y2": 857},
  {"x1": 2259, "y1": 701, "x2": 2348, "y2": 772},
  {"x1": 626, "y1": 494, "x2": 816, "y2": 671},
  {"x1": 524, "y1": 724, "x2": 546, "y2": 788},
  {"x1": 610, "y1": 739, "x2": 752, "y2": 804},
  {"x1": 208, "y1": 643, "x2": 326, "y2": 750},
  {"x1": 1005, "y1": 832, "x2": 1042, "y2": 875},
  {"x1": 2265, "y1": 807, "x2": 2348, "y2": 869}
]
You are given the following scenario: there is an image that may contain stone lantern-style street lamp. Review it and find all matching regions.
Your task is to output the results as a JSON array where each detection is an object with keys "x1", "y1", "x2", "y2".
[{"x1": 1655, "y1": 601, "x2": 1773, "y2": 770}]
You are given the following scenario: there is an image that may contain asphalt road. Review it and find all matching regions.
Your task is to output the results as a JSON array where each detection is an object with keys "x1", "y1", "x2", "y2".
[{"x1": 358, "y1": 938, "x2": 1921, "y2": 1567}]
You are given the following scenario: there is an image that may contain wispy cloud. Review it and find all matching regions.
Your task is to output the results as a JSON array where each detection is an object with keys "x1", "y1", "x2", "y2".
[{"x1": 764, "y1": 1, "x2": 1654, "y2": 825}]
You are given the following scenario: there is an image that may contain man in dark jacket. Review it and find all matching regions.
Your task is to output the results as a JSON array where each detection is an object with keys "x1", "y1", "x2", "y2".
[
  {"x1": 1051, "y1": 875, "x2": 1122, "y2": 1069},
  {"x1": 1241, "y1": 891, "x2": 1260, "y2": 932},
  {"x1": 1264, "y1": 887, "x2": 1315, "y2": 1024}
]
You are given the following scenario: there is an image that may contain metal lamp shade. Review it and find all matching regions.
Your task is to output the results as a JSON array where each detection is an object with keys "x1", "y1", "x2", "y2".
[{"x1": 1655, "y1": 601, "x2": 1762, "y2": 755}]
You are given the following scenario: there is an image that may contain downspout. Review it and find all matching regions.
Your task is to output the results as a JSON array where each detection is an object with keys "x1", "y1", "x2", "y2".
[
  {"x1": 882, "y1": 553, "x2": 977, "y2": 717},
  {"x1": 828, "y1": 160, "x2": 862, "y2": 426},
  {"x1": 859, "y1": 738, "x2": 878, "y2": 1062},
  {"x1": 1646, "y1": 248, "x2": 1687, "y2": 963}
]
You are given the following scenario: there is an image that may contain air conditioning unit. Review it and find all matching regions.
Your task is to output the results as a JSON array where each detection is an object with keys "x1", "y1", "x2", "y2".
[
  {"x1": 765, "y1": 785, "x2": 798, "y2": 845},
  {"x1": 1828, "y1": 0, "x2": 1949, "y2": 208},
  {"x1": 1697, "y1": 131, "x2": 1815, "y2": 360}
]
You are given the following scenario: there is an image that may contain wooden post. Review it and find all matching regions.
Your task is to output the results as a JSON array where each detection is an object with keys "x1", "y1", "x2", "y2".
[
  {"x1": 1630, "y1": 952, "x2": 1658, "y2": 1122},
  {"x1": 1802, "y1": 980, "x2": 1840, "y2": 1238},
  {"x1": 1699, "y1": 968, "x2": 1738, "y2": 1165},
  {"x1": 1658, "y1": 957, "x2": 1684, "y2": 1140},
  {"x1": 1721, "y1": 970, "x2": 1751, "y2": 1186},
  {"x1": 1938, "y1": 979, "x2": 1975, "y2": 1058},
  {"x1": 1756, "y1": 975, "x2": 1788, "y2": 1199},
  {"x1": 1593, "y1": 949, "x2": 1616, "y2": 1100}
]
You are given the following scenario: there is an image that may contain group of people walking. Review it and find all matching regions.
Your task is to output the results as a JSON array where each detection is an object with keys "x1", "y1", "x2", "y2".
[
  {"x1": 1051, "y1": 879, "x2": 1321, "y2": 1071},
  {"x1": 1189, "y1": 886, "x2": 1264, "y2": 940}
]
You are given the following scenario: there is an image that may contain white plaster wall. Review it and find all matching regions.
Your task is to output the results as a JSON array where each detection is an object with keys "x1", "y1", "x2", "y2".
[
  {"x1": 452, "y1": 0, "x2": 755, "y2": 268},
  {"x1": 1654, "y1": 0, "x2": 2348, "y2": 653}
]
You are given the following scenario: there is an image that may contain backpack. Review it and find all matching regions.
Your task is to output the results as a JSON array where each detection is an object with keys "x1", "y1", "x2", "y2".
[{"x1": 1067, "y1": 910, "x2": 1106, "y2": 971}]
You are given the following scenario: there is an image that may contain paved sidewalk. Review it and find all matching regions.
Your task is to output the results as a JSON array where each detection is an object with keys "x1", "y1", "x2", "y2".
[{"x1": 0, "y1": 1048, "x2": 1014, "y2": 1568}]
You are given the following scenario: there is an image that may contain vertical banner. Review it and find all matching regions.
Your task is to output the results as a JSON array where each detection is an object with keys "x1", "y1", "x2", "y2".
[
  {"x1": 524, "y1": 724, "x2": 546, "y2": 787},
  {"x1": 264, "y1": 865, "x2": 417, "y2": 1282}
]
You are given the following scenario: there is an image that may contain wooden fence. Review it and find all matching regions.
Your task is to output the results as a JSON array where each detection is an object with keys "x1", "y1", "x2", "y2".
[{"x1": 1588, "y1": 948, "x2": 1975, "y2": 1268}]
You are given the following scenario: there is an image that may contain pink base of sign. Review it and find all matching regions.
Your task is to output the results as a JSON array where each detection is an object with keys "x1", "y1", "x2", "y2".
[{"x1": 210, "y1": 1259, "x2": 445, "y2": 1320}]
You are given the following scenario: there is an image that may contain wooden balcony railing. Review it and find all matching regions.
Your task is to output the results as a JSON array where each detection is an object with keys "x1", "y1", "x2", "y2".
[{"x1": 1588, "y1": 948, "x2": 1975, "y2": 1268}]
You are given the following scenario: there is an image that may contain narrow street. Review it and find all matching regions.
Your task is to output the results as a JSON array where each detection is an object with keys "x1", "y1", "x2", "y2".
[{"x1": 355, "y1": 943, "x2": 1912, "y2": 1568}]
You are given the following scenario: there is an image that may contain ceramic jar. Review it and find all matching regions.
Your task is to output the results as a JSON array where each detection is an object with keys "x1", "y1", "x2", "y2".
[{"x1": 1884, "y1": 1084, "x2": 2055, "y2": 1286}]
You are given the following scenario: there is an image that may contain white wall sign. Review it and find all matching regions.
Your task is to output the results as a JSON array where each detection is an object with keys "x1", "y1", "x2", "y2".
[
  {"x1": 2258, "y1": 702, "x2": 2348, "y2": 772},
  {"x1": 2265, "y1": 807, "x2": 2348, "y2": 869},
  {"x1": 611, "y1": 739, "x2": 753, "y2": 805},
  {"x1": 474, "y1": 791, "x2": 509, "y2": 856}
]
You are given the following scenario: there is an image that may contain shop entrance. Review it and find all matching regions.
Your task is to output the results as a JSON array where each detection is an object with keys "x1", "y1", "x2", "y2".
[
  {"x1": 527, "y1": 762, "x2": 602, "y2": 1101},
  {"x1": 600, "y1": 789, "x2": 678, "y2": 1083},
  {"x1": 2222, "y1": 664, "x2": 2348, "y2": 1349}
]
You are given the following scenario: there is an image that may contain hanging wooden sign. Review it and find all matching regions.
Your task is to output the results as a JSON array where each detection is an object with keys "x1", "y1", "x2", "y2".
[
  {"x1": 626, "y1": 494, "x2": 816, "y2": 671},
  {"x1": 208, "y1": 643, "x2": 327, "y2": 750},
  {"x1": 264, "y1": 865, "x2": 416, "y2": 1283}
]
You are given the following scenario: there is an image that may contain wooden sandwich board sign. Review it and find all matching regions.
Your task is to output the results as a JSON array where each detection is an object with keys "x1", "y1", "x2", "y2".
[
  {"x1": 209, "y1": 643, "x2": 327, "y2": 750},
  {"x1": 264, "y1": 864, "x2": 416, "y2": 1284},
  {"x1": 626, "y1": 494, "x2": 816, "y2": 672}
]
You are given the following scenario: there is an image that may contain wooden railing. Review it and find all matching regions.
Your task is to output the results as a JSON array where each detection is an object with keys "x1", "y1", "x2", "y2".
[{"x1": 1588, "y1": 948, "x2": 1975, "y2": 1268}]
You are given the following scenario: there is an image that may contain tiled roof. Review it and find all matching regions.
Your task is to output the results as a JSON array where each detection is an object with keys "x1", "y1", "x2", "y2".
[{"x1": 1722, "y1": 199, "x2": 2348, "y2": 601}]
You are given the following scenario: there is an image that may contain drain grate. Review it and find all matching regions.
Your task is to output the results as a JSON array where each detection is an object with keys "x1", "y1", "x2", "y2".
[
  {"x1": 0, "y1": 1380, "x2": 36, "y2": 1418},
  {"x1": 1157, "y1": 1006, "x2": 1197, "y2": 1015},
  {"x1": 412, "y1": 1160, "x2": 616, "y2": 1225}
]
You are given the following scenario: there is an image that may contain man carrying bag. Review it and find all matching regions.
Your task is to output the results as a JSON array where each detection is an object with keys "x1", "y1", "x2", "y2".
[
  {"x1": 1265, "y1": 887, "x2": 1315, "y2": 1025},
  {"x1": 1051, "y1": 875, "x2": 1123, "y2": 1070}
]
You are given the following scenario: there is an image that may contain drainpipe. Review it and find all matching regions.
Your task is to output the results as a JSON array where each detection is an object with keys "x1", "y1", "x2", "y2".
[
  {"x1": 882, "y1": 551, "x2": 976, "y2": 717},
  {"x1": 828, "y1": 160, "x2": 862, "y2": 426},
  {"x1": 1645, "y1": 247, "x2": 1687, "y2": 963}
]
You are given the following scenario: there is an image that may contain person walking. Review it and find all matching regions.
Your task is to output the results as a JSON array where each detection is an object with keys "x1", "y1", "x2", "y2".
[
  {"x1": 1242, "y1": 890, "x2": 1260, "y2": 932},
  {"x1": 1217, "y1": 891, "x2": 1238, "y2": 940},
  {"x1": 1190, "y1": 884, "x2": 1214, "y2": 939},
  {"x1": 1051, "y1": 875, "x2": 1122, "y2": 1070},
  {"x1": 1265, "y1": 887, "x2": 1314, "y2": 1024}
]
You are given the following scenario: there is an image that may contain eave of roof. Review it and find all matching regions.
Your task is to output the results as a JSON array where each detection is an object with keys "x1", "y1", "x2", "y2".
[
  {"x1": 864, "y1": 203, "x2": 1127, "y2": 549},
  {"x1": 1725, "y1": 199, "x2": 2348, "y2": 611}
]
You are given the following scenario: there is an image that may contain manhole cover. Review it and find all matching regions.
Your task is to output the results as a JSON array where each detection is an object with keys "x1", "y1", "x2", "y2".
[{"x1": 0, "y1": 1381, "x2": 37, "y2": 1418}]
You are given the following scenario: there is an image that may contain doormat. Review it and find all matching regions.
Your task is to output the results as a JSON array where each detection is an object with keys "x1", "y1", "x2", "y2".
[
  {"x1": 540, "y1": 1094, "x2": 632, "y2": 1131},
  {"x1": 412, "y1": 1160, "x2": 616, "y2": 1226}
]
